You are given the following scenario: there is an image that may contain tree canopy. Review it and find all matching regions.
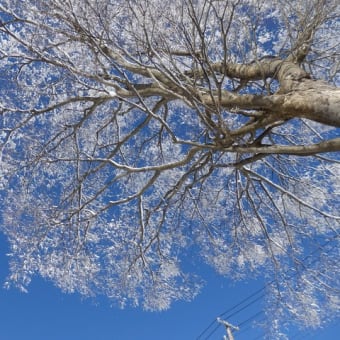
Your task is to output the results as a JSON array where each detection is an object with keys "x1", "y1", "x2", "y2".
[{"x1": 0, "y1": 0, "x2": 339, "y2": 336}]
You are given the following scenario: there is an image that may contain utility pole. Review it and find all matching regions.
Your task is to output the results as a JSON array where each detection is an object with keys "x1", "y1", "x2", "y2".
[{"x1": 217, "y1": 317, "x2": 239, "y2": 340}]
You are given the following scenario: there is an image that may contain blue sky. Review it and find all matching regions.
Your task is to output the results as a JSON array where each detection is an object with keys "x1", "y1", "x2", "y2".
[
  {"x1": 1, "y1": 233, "x2": 340, "y2": 340},
  {"x1": 0, "y1": 3, "x2": 339, "y2": 339}
]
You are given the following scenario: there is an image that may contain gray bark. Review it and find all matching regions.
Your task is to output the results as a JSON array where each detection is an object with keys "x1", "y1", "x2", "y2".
[{"x1": 198, "y1": 58, "x2": 340, "y2": 127}]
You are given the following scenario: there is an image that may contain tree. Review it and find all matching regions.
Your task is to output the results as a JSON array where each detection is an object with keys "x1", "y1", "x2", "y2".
[{"x1": 0, "y1": 0, "x2": 339, "y2": 336}]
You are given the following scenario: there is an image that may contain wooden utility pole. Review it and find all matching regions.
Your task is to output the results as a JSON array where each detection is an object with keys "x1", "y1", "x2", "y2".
[{"x1": 217, "y1": 317, "x2": 239, "y2": 340}]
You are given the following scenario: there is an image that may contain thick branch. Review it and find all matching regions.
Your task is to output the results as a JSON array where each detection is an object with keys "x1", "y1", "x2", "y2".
[
  {"x1": 225, "y1": 138, "x2": 340, "y2": 156},
  {"x1": 201, "y1": 79, "x2": 340, "y2": 127},
  {"x1": 186, "y1": 58, "x2": 310, "y2": 84}
]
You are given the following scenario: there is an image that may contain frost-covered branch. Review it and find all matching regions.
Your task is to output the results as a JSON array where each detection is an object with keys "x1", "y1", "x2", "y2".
[{"x1": 0, "y1": 0, "x2": 339, "y2": 335}]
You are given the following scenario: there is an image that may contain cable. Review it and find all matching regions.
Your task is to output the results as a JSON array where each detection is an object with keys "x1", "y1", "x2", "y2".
[
  {"x1": 196, "y1": 234, "x2": 339, "y2": 340},
  {"x1": 198, "y1": 292, "x2": 266, "y2": 339},
  {"x1": 237, "y1": 314, "x2": 266, "y2": 338},
  {"x1": 196, "y1": 286, "x2": 266, "y2": 339},
  {"x1": 237, "y1": 310, "x2": 264, "y2": 328},
  {"x1": 221, "y1": 292, "x2": 265, "y2": 320},
  {"x1": 207, "y1": 293, "x2": 266, "y2": 339},
  {"x1": 196, "y1": 320, "x2": 219, "y2": 340}
]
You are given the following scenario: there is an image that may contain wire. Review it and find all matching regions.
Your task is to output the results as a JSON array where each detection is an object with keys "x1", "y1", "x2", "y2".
[
  {"x1": 196, "y1": 319, "x2": 219, "y2": 340},
  {"x1": 206, "y1": 293, "x2": 266, "y2": 339},
  {"x1": 196, "y1": 234, "x2": 339, "y2": 340},
  {"x1": 238, "y1": 310, "x2": 264, "y2": 328},
  {"x1": 221, "y1": 293, "x2": 265, "y2": 320},
  {"x1": 232, "y1": 311, "x2": 265, "y2": 339},
  {"x1": 196, "y1": 287, "x2": 265, "y2": 339}
]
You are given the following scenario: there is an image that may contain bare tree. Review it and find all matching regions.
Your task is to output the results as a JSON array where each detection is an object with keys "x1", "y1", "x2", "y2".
[{"x1": 0, "y1": 0, "x2": 339, "y2": 336}]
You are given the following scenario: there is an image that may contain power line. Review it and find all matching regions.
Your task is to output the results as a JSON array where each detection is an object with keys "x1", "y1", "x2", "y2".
[
  {"x1": 196, "y1": 234, "x2": 339, "y2": 340},
  {"x1": 221, "y1": 293, "x2": 265, "y2": 320},
  {"x1": 196, "y1": 287, "x2": 265, "y2": 339},
  {"x1": 237, "y1": 310, "x2": 264, "y2": 328},
  {"x1": 206, "y1": 294, "x2": 265, "y2": 339},
  {"x1": 231, "y1": 311, "x2": 265, "y2": 340}
]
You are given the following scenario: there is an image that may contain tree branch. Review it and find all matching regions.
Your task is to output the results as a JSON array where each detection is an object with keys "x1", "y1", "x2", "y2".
[{"x1": 224, "y1": 138, "x2": 340, "y2": 156}]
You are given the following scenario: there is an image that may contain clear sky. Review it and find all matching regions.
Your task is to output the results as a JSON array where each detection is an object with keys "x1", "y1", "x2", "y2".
[
  {"x1": 0, "y1": 2, "x2": 339, "y2": 340},
  {"x1": 1, "y1": 233, "x2": 339, "y2": 340}
]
